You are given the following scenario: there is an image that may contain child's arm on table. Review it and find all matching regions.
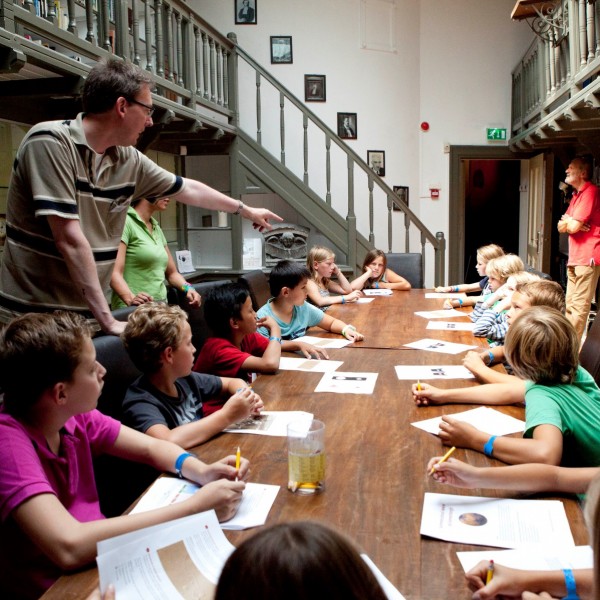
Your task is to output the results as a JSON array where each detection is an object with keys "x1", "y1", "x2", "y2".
[
  {"x1": 412, "y1": 380, "x2": 525, "y2": 406},
  {"x1": 462, "y1": 350, "x2": 516, "y2": 385},
  {"x1": 350, "y1": 267, "x2": 372, "y2": 290},
  {"x1": 241, "y1": 316, "x2": 282, "y2": 373},
  {"x1": 438, "y1": 420, "x2": 563, "y2": 465},
  {"x1": 12, "y1": 427, "x2": 248, "y2": 570},
  {"x1": 282, "y1": 339, "x2": 329, "y2": 359},
  {"x1": 378, "y1": 268, "x2": 411, "y2": 290},
  {"x1": 318, "y1": 313, "x2": 364, "y2": 342}
]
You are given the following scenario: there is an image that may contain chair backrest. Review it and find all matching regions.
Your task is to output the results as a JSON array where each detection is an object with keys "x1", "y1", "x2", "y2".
[
  {"x1": 169, "y1": 280, "x2": 232, "y2": 356},
  {"x1": 580, "y1": 315, "x2": 600, "y2": 385},
  {"x1": 93, "y1": 335, "x2": 142, "y2": 420},
  {"x1": 239, "y1": 270, "x2": 271, "y2": 311},
  {"x1": 385, "y1": 253, "x2": 424, "y2": 289},
  {"x1": 525, "y1": 265, "x2": 552, "y2": 280}
]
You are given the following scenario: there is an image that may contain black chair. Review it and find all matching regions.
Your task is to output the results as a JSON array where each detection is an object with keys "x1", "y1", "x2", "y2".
[
  {"x1": 168, "y1": 280, "x2": 232, "y2": 357},
  {"x1": 525, "y1": 265, "x2": 552, "y2": 280},
  {"x1": 239, "y1": 270, "x2": 271, "y2": 311},
  {"x1": 580, "y1": 314, "x2": 600, "y2": 385},
  {"x1": 385, "y1": 253, "x2": 424, "y2": 289}
]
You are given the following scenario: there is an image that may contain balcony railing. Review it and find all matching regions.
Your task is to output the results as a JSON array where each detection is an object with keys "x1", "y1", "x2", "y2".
[{"x1": 1, "y1": 0, "x2": 445, "y2": 284}]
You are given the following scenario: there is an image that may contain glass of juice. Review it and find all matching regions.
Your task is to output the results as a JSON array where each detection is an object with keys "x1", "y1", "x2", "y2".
[{"x1": 287, "y1": 419, "x2": 325, "y2": 494}]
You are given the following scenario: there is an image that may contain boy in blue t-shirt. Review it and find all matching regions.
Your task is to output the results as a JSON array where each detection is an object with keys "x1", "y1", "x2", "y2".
[{"x1": 256, "y1": 260, "x2": 364, "y2": 342}]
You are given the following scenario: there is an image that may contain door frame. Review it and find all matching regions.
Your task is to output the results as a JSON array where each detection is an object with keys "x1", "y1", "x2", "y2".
[{"x1": 448, "y1": 145, "x2": 533, "y2": 283}]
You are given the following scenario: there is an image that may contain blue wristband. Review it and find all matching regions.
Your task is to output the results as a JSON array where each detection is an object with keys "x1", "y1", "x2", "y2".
[
  {"x1": 457, "y1": 298, "x2": 463, "y2": 306},
  {"x1": 268, "y1": 336, "x2": 282, "y2": 343},
  {"x1": 175, "y1": 452, "x2": 195, "y2": 478},
  {"x1": 341, "y1": 296, "x2": 346, "y2": 304},
  {"x1": 483, "y1": 435, "x2": 497, "y2": 458},
  {"x1": 563, "y1": 568, "x2": 579, "y2": 599},
  {"x1": 487, "y1": 351, "x2": 494, "y2": 365},
  {"x1": 374, "y1": 281, "x2": 379, "y2": 289}
]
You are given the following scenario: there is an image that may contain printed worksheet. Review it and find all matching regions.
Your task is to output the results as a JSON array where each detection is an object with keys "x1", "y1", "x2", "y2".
[
  {"x1": 314, "y1": 371, "x2": 378, "y2": 394},
  {"x1": 421, "y1": 493, "x2": 575, "y2": 549},
  {"x1": 278, "y1": 357, "x2": 343, "y2": 372},
  {"x1": 426, "y1": 321, "x2": 475, "y2": 332},
  {"x1": 130, "y1": 478, "x2": 279, "y2": 530},
  {"x1": 292, "y1": 335, "x2": 353, "y2": 348},
  {"x1": 361, "y1": 554, "x2": 407, "y2": 600},
  {"x1": 424, "y1": 293, "x2": 468, "y2": 299},
  {"x1": 363, "y1": 288, "x2": 394, "y2": 296},
  {"x1": 394, "y1": 365, "x2": 474, "y2": 380},
  {"x1": 97, "y1": 511, "x2": 233, "y2": 600},
  {"x1": 456, "y1": 545, "x2": 593, "y2": 573},
  {"x1": 224, "y1": 411, "x2": 313, "y2": 436},
  {"x1": 403, "y1": 338, "x2": 477, "y2": 354},
  {"x1": 411, "y1": 406, "x2": 525, "y2": 437},
  {"x1": 356, "y1": 297, "x2": 375, "y2": 303},
  {"x1": 415, "y1": 309, "x2": 467, "y2": 319}
]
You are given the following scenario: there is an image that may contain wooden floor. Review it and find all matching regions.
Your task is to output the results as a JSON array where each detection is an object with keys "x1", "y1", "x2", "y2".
[{"x1": 41, "y1": 290, "x2": 587, "y2": 599}]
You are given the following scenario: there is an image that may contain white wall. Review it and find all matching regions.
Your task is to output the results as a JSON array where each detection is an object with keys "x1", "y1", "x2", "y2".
[{"x1": 194, "y1": 0, "x2": 532, "y2": 281}]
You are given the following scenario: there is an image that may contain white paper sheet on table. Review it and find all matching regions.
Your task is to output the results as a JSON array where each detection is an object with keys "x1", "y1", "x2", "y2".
[
  {"x1": 357, "y1": 297, "x2": 375, "y2": 303},
  {"x1": 403, "y1": 338, "x2": 477, "y2": 354},
  {"x1": 421, "y1": 493, "x2": 575, "y2": 549},
  {"x1": 292, "y1": 335, "x2": 353, "y2": 348},
  {"x1": 363, "y1": 288, "x2": 393, "y2": 296},
  {"x1": 361, "y1": 554, "x2": 407, "y2": 600},
  {"x1": 424, "y1": 292, "x2": 468, "y2": 299},
  {"x1": 411, "y1": 406, "x2": 525, "y2": 437},
  {"x1": 415, "y1": 309, "x2": 468, "y2": 319},
  {"x1": 224, "y1": 410, "x2": 314, "y2": 436},
  {"x1": 130, "y1": 478, "x2": 279, "y2": 530},
  {"x1": 278, "y1": 356, "x2": 343, "y2": 372},
  {"x1": 456, "y1": 545, "x2": 593, "y2": 573},
  {"x1": 97, "y1": 511, "x2": 234, "y2": 600},
  {"x1": 314, "y1": 371, "x2": 378, "y2": 394},
  {"x1": 426, "y1": 321, "x2": 475, "y2": 331},
  {"x1": 394, "y1": 365, "x2": 474, "y2": 380}
]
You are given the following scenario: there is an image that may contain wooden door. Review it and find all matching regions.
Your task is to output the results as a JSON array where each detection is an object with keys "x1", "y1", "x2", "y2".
[{"x1": 526, "y1": 153, "x2": 548, "y2": 271}]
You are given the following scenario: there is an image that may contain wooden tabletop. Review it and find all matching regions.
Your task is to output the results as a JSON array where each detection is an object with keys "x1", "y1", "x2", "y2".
[{"x1": 41, "y1": 290, "x2": 587, "y2": 599}]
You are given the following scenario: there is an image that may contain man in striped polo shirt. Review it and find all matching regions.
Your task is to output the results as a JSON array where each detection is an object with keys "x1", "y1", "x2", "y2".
[{"x1": 0, "y1": 59, "x2": 280, "y2": 335}]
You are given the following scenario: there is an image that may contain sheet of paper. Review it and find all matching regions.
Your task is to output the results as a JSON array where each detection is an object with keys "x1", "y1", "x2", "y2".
[
  {"x1": 415, "y1": 309, "x2": 466, "y2": 319},
  {"x1": 425, "y1": 293, "x2": 468, "y2": 299},
  {"x1": 426, "y1": 321, "x2": 475, "y2": 331},
  {"x1": 411, "y1": 406, "x2": 525, "y2": 437},
  {"x1": 293, "y1": 335, "x2": 353, "y2": 348},
  {"x1": 314, "y1": 371, "x2": 378, "y2": 394},
  {"x1": 394, "y1": 365, "x2": 474, "y2": 380},
  {"x1": 421, "y1": 493, "x2": 575, "y2": 549},
  {"x1": 403, "y1": 338, "x2": 477, "y2": 354},
  {"x1": 224, "y1": 410, "x2": 313, "y2": 436},
  {"x1": 242, "y1": 238, "x2": 262, "y2": 269},
  {"x1": 357, "y1": 297, "x2": 375, "y2": 303},
  {"x1": 361, "y1": 554, "x2": 407, "y2": 600},
  {"x1": 278, "y1": 357, "x2": 343, "y2": 372},
  {"x1": 456, "y1": 545, "x2": 593, "y2": 573},
  {"x1": 97, "y1": 511, "x2": 234, "y2": 599},
  {"x1": 363, "y1": 288, "x2": 393, "y2": 296},
  {"x1": 175, "y1": 249, "x2": 195, "y2": 273},
  {"x1": 130, "y1": 478, "x2": 279, "y2": 530}
]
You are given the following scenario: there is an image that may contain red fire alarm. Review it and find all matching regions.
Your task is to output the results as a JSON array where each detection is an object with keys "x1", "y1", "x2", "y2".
[
  {"x1": 430, "y1": 188, "x2": 440, "y2": 199},
  {"x1": 420, "y1": 122, "x2": 430, "y2": 132}
]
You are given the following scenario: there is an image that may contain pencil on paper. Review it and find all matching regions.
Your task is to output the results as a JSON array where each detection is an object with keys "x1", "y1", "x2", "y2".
[{"x1": 429, "y1": 446, "x2": 456, "y2": 475}]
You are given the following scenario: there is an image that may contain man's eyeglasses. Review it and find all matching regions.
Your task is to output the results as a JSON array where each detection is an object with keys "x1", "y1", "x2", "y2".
[{"x1": 127, "y1": 98, "x2": 155, "y2": 117}]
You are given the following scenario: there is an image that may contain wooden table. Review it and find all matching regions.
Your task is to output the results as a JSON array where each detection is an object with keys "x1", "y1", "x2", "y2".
[{"x1": 42, "y1": 290, "x2": 587, "y2": 599}]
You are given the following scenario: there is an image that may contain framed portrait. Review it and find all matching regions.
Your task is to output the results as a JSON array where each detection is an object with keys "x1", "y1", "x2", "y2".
[
  {"x1": 305, "y1": 75, "x2": 326, "y2": 102},
  {"x1": 235, "y1": 0, "x2": 257, "y2": 24},
  {"x1": 270, "y1": 36, "x2": 293, "y2": 64},
  {"x1": 367, "y1": 150, "x2": 385, "y2": 177},
  {"x1": 392, "y1": 185, "x2": 409, "y2": 210},
  {"x1": 337, "y1": 112, "x2": 357, "y2": 140}
]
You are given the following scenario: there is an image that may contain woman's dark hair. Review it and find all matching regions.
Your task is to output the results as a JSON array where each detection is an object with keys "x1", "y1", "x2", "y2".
[
  {"x1": 215, "y1": 521, "x2": 388, "y2": 600},
  {"x1": 203, "y1": 283, "x2": 251, "y2": 338}
]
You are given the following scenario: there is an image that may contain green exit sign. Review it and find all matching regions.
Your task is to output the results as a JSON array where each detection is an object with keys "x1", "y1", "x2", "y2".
[{"x1": 487, "y1": 128, "x2": 507, "y2": 141}]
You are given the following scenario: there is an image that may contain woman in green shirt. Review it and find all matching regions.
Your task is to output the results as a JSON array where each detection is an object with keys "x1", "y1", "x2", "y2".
[{"x1": 110, "y1": 198, "x2": 201, "y2": 309}]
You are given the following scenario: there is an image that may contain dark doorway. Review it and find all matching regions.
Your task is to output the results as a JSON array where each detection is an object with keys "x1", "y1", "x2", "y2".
[{"x1": 463, "y1": 159, "x2": 521, "y2": 281}]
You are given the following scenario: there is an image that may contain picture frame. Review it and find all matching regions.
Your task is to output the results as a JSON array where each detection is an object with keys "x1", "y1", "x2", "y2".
[
  {"x1": 392, "y1": 185, "x2": 409, "y2": 210},
  {"x1": 304, "y1": 75, "x2": 326, "y2": 102},
  {"x1": 270, "y1": 36, "x2": 293, "y2": 64},
  {"x1": 337, "y1": 112, "x2": 357, "y2": 140},
  {"x1": 235, "y1": 0, "x2": 257, "y2": 25},
  {"x1": 367, "y1": 150, "x2": 386, "y2": 177}
]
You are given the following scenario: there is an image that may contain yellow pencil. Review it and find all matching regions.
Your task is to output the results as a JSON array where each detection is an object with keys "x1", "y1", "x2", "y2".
[
  {"x1": 485, "y1": 560, "x2": 494, "y2": 584},
  {"x1": 429, "y1": 446, "x2": 456, "y2": 475},
  {"x1": 417, "y1": 380, "x2": 422, "y2": 391},
  {"x1": 235, "y1": 446, "x2": 241, "y2": 481}
]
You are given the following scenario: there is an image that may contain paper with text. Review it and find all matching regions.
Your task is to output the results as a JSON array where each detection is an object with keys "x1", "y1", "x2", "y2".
[
  {"x1": 224, "y1": 410, "x2": 313, "y2": 436},
  {"x1": 293, "y1": 335, "x2": 353, "y2": 349},
  {"x1": 421, "y1": 493, "x2": 575, "y2": 549},
  {"x1": 278, "y1": 357, "x2": 343, "y2": 372},
  {"x1": 426, "y1": 321, "x2": 475, "y2": 332},
  {"x1": 411, "y1": 406, "x2": 525, "y2": 437},
  {"x1": 363, "y1": 288, "x2": 393, "y2": 296},
  {"x1": 403, "y1": 338, "x2": 477, "y2": 354},
  {"x1": 315, "y1": 371, "x2": 378, "y2": 394},
  {"x1": 394, "y1": 365, "x2": 474, "y2": 380}
]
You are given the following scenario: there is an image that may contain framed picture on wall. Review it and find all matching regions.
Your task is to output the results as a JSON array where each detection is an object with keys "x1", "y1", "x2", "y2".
[
  {"x1": 270, "y1": 36, "x2": 293, "y2": 64},
  {"x1": 392, "y1": 185, "x2": 409, "y2": 210},
  {"x1": 235, "y1": 0, "x2": 257, "y2": 24},
  {"x1": 337, "y1": 112, "x2": 357, "y2": 140},
  {"x1": 367, "y1": 150, "x2": 385, "y2": 177},
  {"x1": 305, "y1": 75, "x2": 326, "y2": 102}
]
